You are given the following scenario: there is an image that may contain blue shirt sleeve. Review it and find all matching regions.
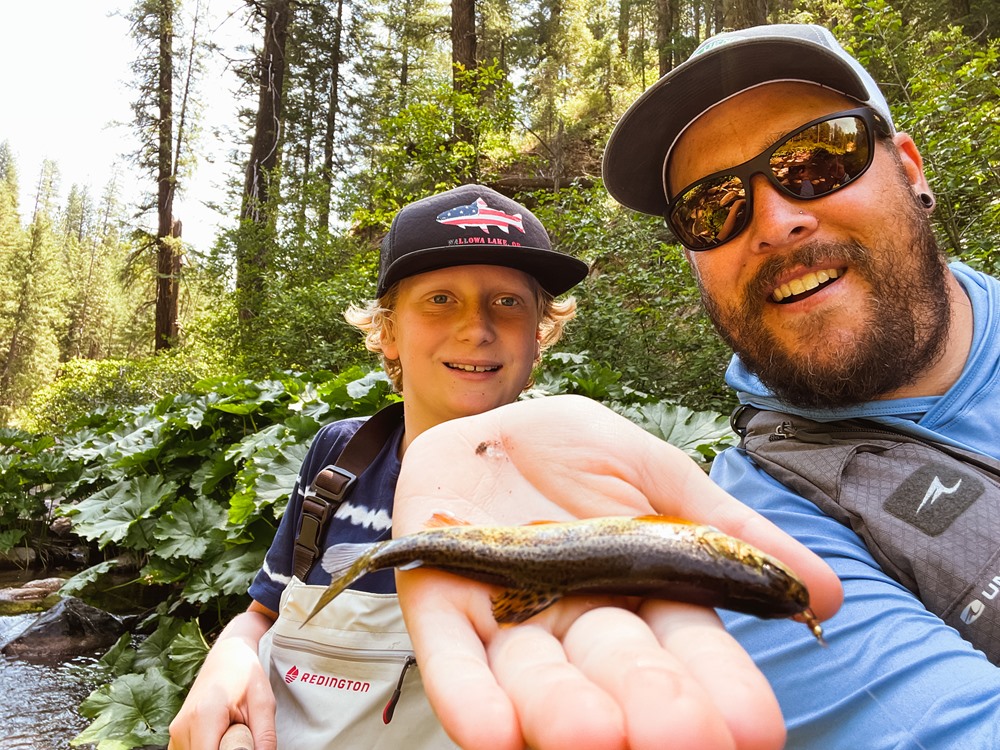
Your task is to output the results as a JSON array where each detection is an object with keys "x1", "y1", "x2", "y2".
[{"x1": 711, "y1": 447, "x2": 1000, "y2": 748}]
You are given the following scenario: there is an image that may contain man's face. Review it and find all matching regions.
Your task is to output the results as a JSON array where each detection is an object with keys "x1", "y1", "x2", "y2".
[{"x1": 667, "y1": 82, "x2": 950, "y2": 408}]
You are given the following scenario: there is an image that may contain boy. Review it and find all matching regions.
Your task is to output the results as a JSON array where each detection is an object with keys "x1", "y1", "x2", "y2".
[{"x1": 168, "y1": 184, "x2": 587, "y2": 750}]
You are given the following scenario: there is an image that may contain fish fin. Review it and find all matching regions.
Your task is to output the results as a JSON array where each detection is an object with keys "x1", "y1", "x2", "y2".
[
  {"x1": 425, "y1": 512, "x2": 472, "y2": 528},
  {"x1": 491, "y1": 587, "x2": 563, "y2": 624},
  {"x1": 634, "y1": 514, "x2": 696, "y2": 525},
  {"x1": 321, "y1": 542, "x2": 375, "y2": 576},
  {"x1": 522, "y1": 519, "x2": 560, "y2": 526},
  {"x1": 398, "y1": 559, "x2": 424, "y2": 571},
  {"x1": 305, "y1": 542, "x2": 384, "y2": 626}
]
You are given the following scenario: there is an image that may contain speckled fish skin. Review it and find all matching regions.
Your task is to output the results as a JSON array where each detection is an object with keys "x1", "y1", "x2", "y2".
[{"x1": 305, "y1": 515, "x2": 821, "y2": 640}]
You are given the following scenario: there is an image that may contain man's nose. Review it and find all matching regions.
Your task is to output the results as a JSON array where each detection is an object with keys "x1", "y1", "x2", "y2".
[{"x1": 745, "y1": 173, "x2": 817, "y2": 253}]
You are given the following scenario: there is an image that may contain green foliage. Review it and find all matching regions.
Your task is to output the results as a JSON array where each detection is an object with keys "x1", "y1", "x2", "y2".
[
  {"x1": 0, "y1": 427, "x2": 81, "y2": 553},
  {"x1": 11, "y1": 367, "x2": 396, "y2": 746},
  {"x1": 348, "y1": 61, "x2": 521, "y2": 228},
  {"x1": 530, "y1": 184, "x2": 736, "y2": 413},
  {"x1": 18, "y1": 350, "x2": 220, "y2": 433},
  {"x1": 0, "y1": 357, "x2": 733, "y2": 747},
  {"x1": 614, "y1": 401, "x2": 736, "y2": 464}
]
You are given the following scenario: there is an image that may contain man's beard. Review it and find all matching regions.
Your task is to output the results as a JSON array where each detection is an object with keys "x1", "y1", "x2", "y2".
[{"x1": 700, "y1": 209, "x2": 952, "y2": 409}]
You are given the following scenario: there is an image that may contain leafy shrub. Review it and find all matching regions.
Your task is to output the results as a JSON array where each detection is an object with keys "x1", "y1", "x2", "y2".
[
  {"x1": 17, "y1": 351, "x2": 223, "y2": 434},
  {"x1": 530, "y1": 184, "x2": 736, "y2": 414}
]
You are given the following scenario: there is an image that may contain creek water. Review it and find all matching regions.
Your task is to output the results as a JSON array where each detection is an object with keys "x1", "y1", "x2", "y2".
[
  {"x1": 0, "y1": 612, "x2": 100, "y2": 750},
  {"x1": 0, "y1": 569, "x2": 110, "y2": 750}
]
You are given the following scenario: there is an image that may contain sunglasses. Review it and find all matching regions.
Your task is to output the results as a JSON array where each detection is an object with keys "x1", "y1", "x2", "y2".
[{"x1": 665, "y1": 107, "x2": 892, "y2": 251}]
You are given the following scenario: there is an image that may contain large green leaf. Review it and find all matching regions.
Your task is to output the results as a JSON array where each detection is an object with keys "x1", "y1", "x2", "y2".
[
  {"x1": 183, "y1": 544, "x2": 267, "y2": 603},
  {"x1": 615, "y1": 402, "x2": 735, "y2": 463},
  {"x1": 65, "y1": 476, "x2": 178, "y2": 548},
  {"x1": 153, "y1": 496, "x2": 228, "y2": 560},
  {"x1": 166, "y1": 619, "x2": 211, "y2": 688},
  {"x1": 73, "y1": 668, "x2": 182, "y2": 749},
  {"x1": 60, "y1": 560, "x2": 118, "y2": 596}
]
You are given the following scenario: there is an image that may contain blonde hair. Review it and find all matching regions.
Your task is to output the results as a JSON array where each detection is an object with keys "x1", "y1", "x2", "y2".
[{"x1": 344, "y1": 280, "x2": 578, "y2": 392}]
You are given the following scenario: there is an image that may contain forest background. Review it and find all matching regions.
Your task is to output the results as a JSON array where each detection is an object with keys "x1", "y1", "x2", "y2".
[{"x1": 0, "y1": 0, "x2": 998, "y2": 746}]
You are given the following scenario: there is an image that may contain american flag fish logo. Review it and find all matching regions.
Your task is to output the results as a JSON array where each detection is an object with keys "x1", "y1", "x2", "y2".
[{"x1": 436, "y1": 197, "x2": 526, "y2": 234}]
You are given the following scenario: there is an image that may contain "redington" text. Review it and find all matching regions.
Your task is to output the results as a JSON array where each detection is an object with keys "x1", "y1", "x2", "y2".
[{"x1": 297, "y1": 673, "x2": 371, "y2": 691}]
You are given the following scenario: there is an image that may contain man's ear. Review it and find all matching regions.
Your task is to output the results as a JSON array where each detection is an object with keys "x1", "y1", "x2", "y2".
[{"x1": 893, "y1": 133, "x2": 932, "y2": 196}]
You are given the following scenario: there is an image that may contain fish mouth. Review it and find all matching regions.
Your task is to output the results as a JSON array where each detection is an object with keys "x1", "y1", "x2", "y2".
[
  {"x1": 771, "y1": 267, "x2": 843, "y2": 304},
  {"x1": 446, "y1": 362, "x2": 501, "y2": 373}
]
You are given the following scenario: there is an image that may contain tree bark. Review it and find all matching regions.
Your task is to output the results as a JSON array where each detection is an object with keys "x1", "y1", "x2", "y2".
[
  {"x1": 318, "y1": 0, "x2": 344, "y2": 232},
  {"x1": 723, "y1": 0, "x2": 766, "y2": 30},
  {"x1": 655, "y1": 0, "x2": 674, "y2": 77},
  {"x1": 238, "y1": 0, "x2": 292, "y2": 324},
  {"x1": 451, "y1": 0, "x2": 477, "y2": 149},
  {"x1": 155, "y1": 0, "x2": 178, "y2": 350}
]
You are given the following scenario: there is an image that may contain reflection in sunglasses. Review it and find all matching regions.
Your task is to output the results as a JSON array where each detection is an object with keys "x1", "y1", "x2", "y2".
[{"x1": 667, "y1": 107, "x2": 889, "y2": 251}]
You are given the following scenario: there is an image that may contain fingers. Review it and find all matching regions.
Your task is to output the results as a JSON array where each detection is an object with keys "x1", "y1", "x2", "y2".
[
  {"x1": 401, "y1": 395, "x2": 842, "y2": 621},
  {"x1": 488, "y1": 623, "x2": 627, "y2": 750},
  {"x1": 396, "y1": 570, "x2": 523, "y2": 750},
  {"x1": 639, "y1": 600, "x2": 786, "y2": 750},
  {"x1": 560, "y1": 607, "x2": 738, "y2": 750}
]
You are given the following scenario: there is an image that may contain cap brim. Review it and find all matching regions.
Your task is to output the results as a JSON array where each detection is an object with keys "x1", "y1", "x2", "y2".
[
  {"x1": 602, "y1": 36, "x2": 877, "y2": 217},
  {"x1": 378, "y1": 246, "x2": 589, "y2": 297}
]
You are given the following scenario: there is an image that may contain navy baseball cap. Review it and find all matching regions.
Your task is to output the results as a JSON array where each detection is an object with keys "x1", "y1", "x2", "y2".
[
  {"x1": 603, "y1": 24, "x2": 896, "y2": 217},
  {"x1": 376, "y1": 184, "x2": 589, "y2": 297}
]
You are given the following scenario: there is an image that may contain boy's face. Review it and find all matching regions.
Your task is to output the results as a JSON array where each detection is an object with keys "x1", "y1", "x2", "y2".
[{"x1": 381, "y1": 264, "x2": 541, "y2": 430}]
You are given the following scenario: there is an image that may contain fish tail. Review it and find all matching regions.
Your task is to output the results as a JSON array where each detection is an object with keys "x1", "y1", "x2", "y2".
[{"x1": 301, "y1": 542, "x2": 386, "y2": 626}]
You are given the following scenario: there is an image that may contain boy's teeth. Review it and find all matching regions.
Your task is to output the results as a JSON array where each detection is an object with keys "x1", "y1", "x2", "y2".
[
  {"x1": 450, "y1": 363, "x2": 498, "y2": 372},
  {"x1": 772, "y1": 268, "x2": 840, "y2": 302}
]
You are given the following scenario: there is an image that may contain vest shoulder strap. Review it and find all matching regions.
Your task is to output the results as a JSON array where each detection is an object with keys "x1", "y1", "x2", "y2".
[{"x1": 292, "y1": 401, "x2": 405, "y2": 580}]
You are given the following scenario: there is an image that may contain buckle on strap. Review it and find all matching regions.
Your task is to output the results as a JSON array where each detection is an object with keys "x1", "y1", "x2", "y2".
[
  {"x1": 296, "y1": 466, "x2": 358, "y2": 550},
  {"x1": 312, "y1": 464, "x2": 358, "y2": 503}
]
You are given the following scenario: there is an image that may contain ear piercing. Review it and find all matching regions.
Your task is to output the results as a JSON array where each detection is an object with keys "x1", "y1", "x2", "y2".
[{"x1": 918, "y1": 192, "x2": 935, "y2": 210}]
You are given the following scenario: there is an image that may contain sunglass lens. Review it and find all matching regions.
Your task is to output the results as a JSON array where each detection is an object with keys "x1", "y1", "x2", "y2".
[
  {"x1": 770, "y1": 116, "x2": 871, "y2": 199},
  {"x1": 670, "y1": 175, "x2": 747, "y2": 250}
]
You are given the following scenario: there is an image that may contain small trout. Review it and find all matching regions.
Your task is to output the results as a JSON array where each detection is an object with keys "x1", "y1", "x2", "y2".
[{"x1": 306, "y1": 514, "x2": 824, "y2": 643}]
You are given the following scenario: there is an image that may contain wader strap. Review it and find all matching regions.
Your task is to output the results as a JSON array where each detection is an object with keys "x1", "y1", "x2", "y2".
[{"x1": 293, "y1": 401, "x2": 404, "y2": 580}]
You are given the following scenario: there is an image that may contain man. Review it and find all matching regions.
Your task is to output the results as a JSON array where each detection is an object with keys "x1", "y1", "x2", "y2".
[{"x1": 602, "y1": 23, "x2": 1000, "y2": 747}]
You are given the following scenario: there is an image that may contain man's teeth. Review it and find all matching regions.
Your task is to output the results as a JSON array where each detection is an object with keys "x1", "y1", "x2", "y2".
[
  {"x1": 772, "y1": 268, "x2": 840, "y2": 302},
  {"x1": 448, "y1": 363, "x2": 499, "y2": 372}
]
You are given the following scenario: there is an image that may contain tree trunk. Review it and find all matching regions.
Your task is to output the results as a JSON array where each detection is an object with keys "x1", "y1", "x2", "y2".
[
  {"x1": 452, "y1": 0, "x2": 477, "y2": 165},
  {"x1": 723, "y1": 0, "x2": 766, "y2": 30},
  {"x1": 655, "y1": 0, "x2": 674, "y2": 77},
  {"x1": 238, "y1": 0, "x2": 292, "y2": 324},
  {"x1": 155, "y1": 0, "x2": 179, "y2": 351},
  {"x1": 617, "y1": 0, "x2": 630, "y2": 59},
  {"x1": 319, "y1": 0, "x2": 344, "y2": 232}
]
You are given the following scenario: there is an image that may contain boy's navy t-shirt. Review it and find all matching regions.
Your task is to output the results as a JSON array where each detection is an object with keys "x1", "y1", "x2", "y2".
[{"x1": 248, "y1": 416, "x2": 405, "y2": 612}]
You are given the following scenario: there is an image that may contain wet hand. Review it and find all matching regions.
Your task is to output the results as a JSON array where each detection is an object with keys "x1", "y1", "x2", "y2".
[{"x1": 393, "y1": 395, "x2": 842, "y2": 750}]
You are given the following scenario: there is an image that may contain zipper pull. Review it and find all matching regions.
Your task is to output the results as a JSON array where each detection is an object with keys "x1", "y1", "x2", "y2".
[
  {"x1": 383, "y1": 655, "x2": 417, "y2": 724},
  {"x1": 769, "y1": 421, "x2": 833, "y2": 444},
  {"x1": 769, "y1": 421, "x2": 796, "y2": 442}
]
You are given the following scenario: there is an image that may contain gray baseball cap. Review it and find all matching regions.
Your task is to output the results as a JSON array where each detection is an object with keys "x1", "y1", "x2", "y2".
[{"x1": 602, "y1": 24, "x2": 896, "y2": 217}]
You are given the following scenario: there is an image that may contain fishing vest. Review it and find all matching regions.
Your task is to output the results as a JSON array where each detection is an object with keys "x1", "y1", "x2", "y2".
[
  {"x1": 259, "y1": 579, "x2": 459, "y2": 749},
  {"x1": 732, "y1": 406, "x2": 1000, "y2": 663}
]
